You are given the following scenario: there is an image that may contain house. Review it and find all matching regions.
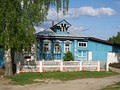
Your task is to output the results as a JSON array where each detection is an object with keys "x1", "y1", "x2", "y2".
[
  {"x1": 0, "y1": 20, "x2": 120, "y2": 68},
  {"x1": 36, "y1": 20, "x2": 120, "y2": 62}
]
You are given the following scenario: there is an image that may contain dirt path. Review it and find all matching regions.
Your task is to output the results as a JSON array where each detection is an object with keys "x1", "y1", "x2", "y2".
[{"x1": 0, "y1": 75, "x2": 120, "y2": 90}]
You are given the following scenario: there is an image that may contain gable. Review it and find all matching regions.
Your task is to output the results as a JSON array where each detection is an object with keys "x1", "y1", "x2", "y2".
[
  {"x1": 57, "y1": 19, "x2": 71, "y2": 28},
  {"x1": 50, "y1": 19, "x2": 71, "y2": 31}
]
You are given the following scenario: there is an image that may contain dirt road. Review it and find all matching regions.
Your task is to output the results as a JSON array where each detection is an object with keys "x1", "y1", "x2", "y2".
[{"x1": 0, "y1": 75, "x2": 120, "y2": 90}]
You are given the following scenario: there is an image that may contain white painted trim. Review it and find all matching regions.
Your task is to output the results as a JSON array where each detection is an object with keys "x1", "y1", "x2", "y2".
[
  {"x1": 77, "y1": 51, "x2": 88, "y2": 61},
  {"x1": 54, "y1": 42, "x2": 61, "y2": 54},
  {"x1": 43, "y1": 40, "x2": 51, "y2": 53},
  {"x1": 43, "y1": 40, "x2": 51, "y2": 43},
  {"x1": 64, "y1": 40, "x2": 71, "y2": 53},
  {"x1": 53, "y1": 40, "x2": 62, "y2": 43},
  {"x1": 64, "y1": 40, "x2": 71, "y2": 43}
]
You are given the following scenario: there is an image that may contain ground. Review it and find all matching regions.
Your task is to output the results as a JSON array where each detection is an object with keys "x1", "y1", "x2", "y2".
[{"x1": 0, "y1": 75, "x2": 120, "y2": 90}]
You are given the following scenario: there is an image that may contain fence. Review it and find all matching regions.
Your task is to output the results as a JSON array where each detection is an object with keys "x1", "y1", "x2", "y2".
[{"x1": 16, "y1": 61, "x2": 106, "y2": 73}]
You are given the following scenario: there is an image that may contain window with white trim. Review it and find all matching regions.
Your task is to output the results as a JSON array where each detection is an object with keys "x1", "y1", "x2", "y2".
[
  {"x1": 78, "y1": 42, "x2": 87, "y2": 47},
  {"x1": 64, "y1": 41, "x2": 71, "y2": 53},
  {"x1": 54, "y1": 42, "x2": 61, "y2": 53},
  {"x1": 78, "y1": 50, "x2": 88, "y2": 61},
  {"x1": 43, "y1": 40, "x2": 51, "y2": 53}
]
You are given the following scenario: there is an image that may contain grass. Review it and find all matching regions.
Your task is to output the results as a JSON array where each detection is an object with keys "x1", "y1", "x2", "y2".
[
  {"x1": 101, "y1": 82, "x2": 120, "y2": 90},
  {"x1": 8, "y1": 71, "x2": 118, "y2": 85}
]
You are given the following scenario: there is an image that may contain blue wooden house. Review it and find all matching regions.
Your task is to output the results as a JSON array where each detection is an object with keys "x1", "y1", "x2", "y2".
[
  {"x1": 36, "y1": 20, "x2": 120, "y2": 62},
  {"x1": 0, "y1": 20, "x2": 120, "y2": 68}
]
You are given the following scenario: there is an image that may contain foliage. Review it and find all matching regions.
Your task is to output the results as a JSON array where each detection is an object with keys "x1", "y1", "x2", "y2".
[
  {"x1": 102, "y1": 81, "x2": 120, "y2": 90},
  {"x1": 108, "y1": 32, "x2": 120, "y2": 44},
  {"x1": 8, "y1": 71, "x2": 117, "y2": 85},
  {"x1": 109, "y1": 63, "x2": 120, "y2": 69},
  {"x1": 63, "y1": 51, "x2": 74, "y2": 61},
  {"x1": 0, "y1": 0, "x2": 69, "y2": 76},
  {"x1": 0, "y1": 0, "x2": 69, "y2": 51}
]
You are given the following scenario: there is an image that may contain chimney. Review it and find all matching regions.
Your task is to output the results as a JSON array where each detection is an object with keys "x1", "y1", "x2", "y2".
[{"x1": 52, "y1": 21, "x2": 54, "y2": 27}]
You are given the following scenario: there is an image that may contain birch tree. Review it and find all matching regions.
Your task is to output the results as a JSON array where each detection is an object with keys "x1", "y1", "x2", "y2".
[{"x1": 0, "y1": 0, "x2": 69, "y2": 76}]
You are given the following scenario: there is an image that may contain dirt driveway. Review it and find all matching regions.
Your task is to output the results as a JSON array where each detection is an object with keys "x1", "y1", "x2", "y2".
[{"x1": 0, "y1": 75, "x2": 120, "y2": 90}]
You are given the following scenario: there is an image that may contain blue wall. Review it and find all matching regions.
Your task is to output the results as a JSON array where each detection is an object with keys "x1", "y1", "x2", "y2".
[
  {"x1": 87, "y1": 40, "x2": 112, "y2": 61},
  {"x1": 0, "y1": 48, "x2": 4, "y2": 68},
  {"x1": 37, "y1": 38, "x2": 120, "y2": 61},
  {"x1": 37, "y1": 39, "x2": 75, "y2": 61}
]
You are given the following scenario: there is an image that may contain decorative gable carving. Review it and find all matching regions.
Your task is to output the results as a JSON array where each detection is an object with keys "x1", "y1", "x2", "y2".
[{"x1": 50, "y1": 19, "x2": 71, "y2": 32}]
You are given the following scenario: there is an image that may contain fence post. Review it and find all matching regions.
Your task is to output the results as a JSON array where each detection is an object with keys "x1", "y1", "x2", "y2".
[
  {"x1": 79, "y1": 62, "x2": 82, "y2": 71},
  {"x1": 60, "y1": 61, "x2": 63, "y2": 71},
  {"x1": 16, "y1": 61, "x2": 20, "y2": 73},
  {"x1": 97, "y1": 61, "x2": 100, "y2": 71},
  {"x1": 39, "y1": 61, "x2": 43, "y2": 72}
]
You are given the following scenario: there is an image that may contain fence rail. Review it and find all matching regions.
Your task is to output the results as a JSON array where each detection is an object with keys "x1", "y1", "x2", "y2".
[{"x1": 16, "y1": 61, "x2": 107, "y2": 73}]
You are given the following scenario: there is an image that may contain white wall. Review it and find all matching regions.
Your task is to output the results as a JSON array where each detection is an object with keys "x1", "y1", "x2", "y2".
[{"x1": 107, "y1": 52, "x2": 120, "y2": 64}]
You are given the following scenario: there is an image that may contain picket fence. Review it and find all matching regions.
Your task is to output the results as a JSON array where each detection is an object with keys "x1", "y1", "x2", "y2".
[{"x1": 16, "y1": 61, "x2": 106, "y2": 73}]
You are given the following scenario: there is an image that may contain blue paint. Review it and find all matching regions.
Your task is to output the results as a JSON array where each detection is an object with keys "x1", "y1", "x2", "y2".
[
  {"x1": 87, "y1": 40, "x2": 112, "y2": 61},
  {"x1": 0, "y1": 48, "x2": 4, "y2": 68}
]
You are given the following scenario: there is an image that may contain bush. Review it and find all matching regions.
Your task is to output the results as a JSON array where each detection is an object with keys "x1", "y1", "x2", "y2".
[
  {"x1": 63, "y1": 51, "x2": 74, "y2": 61},
  {"x1": 109, "y1": 63, "x2": 120, "y2": 69}
]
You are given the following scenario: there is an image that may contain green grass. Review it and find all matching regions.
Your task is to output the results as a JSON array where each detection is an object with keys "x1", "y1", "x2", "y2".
[
  {"x1": 8, "y1": 71, "x2": 118, "y2": 85},
  {"x1": 101, "y1": 82, "x2": 120, "y2": 90}
]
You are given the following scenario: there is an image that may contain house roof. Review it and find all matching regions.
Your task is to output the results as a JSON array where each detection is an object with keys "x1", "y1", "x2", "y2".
[
  {"x1": 36, "y1": 19, "x2": 120, "y2": 47},
  {"x1": 88, "y1": 37, "x2": 120, "y2": 47},
  {"x1": 36, "y1": 29, "x2": 56, "y2": 36},
  {"x1": 37, "y1": 35, "x2": 85, "y2": 40}
]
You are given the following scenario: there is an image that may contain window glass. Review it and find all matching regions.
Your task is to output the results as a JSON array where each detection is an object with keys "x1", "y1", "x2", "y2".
[
  {"x1": 43, "y1": 41, "x2": 50, "y2": 53},
  {"x1": 78, "y1": 42, "x2": 87, "y2": 47},
  {"x1": 54, "y1": 42, "x2": 61, "y2": 53},
  {"x1": 78, "y1": 50, "x2": 88, "y2": 61},
  {"x1": 64, "y1": 42, "x2": 71, "y2": 53}
]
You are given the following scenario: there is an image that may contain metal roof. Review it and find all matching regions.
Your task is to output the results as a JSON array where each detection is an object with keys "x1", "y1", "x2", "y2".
[{"x1": 36, "y1": 29, "x2": 56, "y2": 36}]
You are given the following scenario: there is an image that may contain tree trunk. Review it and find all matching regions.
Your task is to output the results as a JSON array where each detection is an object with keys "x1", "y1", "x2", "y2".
[{"x1": 4, "y1": 48, "x2": 13, "y2": 76}]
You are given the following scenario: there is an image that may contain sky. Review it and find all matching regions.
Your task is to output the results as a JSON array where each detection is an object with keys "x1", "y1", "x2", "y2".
[{"x1": 35, "y1": 0, "x2": 120, "y2": 40}]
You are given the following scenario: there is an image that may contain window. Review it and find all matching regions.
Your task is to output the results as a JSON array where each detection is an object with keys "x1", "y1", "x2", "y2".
[
  {"x1": 60, "y1": 23, "x2": 66, "y2": 32},
  {"x1": 54, "y1": 42, "x2": 61, "y2": 53},
  {"x1": 78, "y1": 42, "x2": 87, "y2": 47},
  {"x1": 64, "y1": 41, "x2": 71, "y2": 53},
  {"x1": 43, "y1": 40, "x2": 50, "y2": 53},
  {"x1": 78, "y1": 50, "x2": 88, "y2": 61}
]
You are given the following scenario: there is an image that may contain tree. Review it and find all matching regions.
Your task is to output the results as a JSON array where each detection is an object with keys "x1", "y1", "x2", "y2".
[
  {"x1": 108, "y1": 32, "x2": 120, "y2": 44},
  {"x1": 0, "y1": 0, "x2": 69, "y2": 76},
  {"x1": 63, "y1": 51, "x2": 74, "y2": 61}
]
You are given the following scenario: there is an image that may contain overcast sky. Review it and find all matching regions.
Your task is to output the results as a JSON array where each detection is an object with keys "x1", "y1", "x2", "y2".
[{"x1": 35, "y1": 0, "x2": 120, "y2": 40}]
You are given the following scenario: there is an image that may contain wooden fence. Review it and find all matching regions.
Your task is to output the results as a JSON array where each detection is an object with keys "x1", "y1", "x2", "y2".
[{"x1": 16, "y1": 61, "x2": 104, "y2": 73}]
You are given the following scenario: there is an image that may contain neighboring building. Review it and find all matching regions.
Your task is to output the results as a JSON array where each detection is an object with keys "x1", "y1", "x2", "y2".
[{"x1": 36, "y1": 20, "x2": 120, "y2": 62}]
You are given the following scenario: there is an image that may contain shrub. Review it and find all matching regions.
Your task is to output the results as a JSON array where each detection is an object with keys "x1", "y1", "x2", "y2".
[
  {"x1": 63, "y1": 51, "x2": 74, "y2": 61},
  {"x1": 109, "y1": 63, "x2": 120, "y2": 69}
]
